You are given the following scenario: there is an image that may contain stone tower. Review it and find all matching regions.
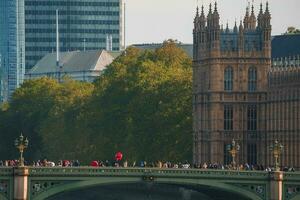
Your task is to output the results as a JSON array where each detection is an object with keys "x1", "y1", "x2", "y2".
[{"x1": 193, "y1": 2, "x2": 271, "y2": 166}]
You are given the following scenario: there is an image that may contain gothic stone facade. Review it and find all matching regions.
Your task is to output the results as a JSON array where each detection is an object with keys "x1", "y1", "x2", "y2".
[{"x1": 193, "y1": 3, "x2": 300, "y2": 168}]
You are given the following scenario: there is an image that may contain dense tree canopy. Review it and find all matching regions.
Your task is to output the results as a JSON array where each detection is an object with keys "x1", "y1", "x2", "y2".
[{"x1": 0, "y1": 40, "x2": 193, "y2": 164}]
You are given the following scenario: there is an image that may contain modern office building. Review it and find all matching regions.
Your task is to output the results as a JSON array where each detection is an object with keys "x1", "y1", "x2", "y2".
[
  {"x1": 193, "y1": 3, "x2": 300, "y2": 168},
  {"x1": 0, "y1": 0, "x2": 26, "y2": 102},
  {"x1": 25, "y1": 0, "x2": 124, "y2": 70}
]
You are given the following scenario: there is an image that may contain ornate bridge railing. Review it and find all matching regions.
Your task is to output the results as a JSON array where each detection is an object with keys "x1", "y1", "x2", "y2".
[{"x1": 28, "y1": 167, "x2": 269, "y2": 179}]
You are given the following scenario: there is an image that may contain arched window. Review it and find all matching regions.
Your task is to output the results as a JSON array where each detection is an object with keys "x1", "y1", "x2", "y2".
[
  {"x1": 248, "y1": 67, "x2": 257, "y2": 92},
  {"x1": 224, "y1": 67, "x2": 233, "y2": 91},
  {"x1": 224, "y1": 105, "x2": 233, "y2": 130},
  {"x1": 247, "y1": 105, "x2": 257, "y2": 131}
]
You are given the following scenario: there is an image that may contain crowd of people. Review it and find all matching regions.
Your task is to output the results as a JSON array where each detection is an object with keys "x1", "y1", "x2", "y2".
[{"x1": 0, "y1": 159, "x2": 296, "y2": 172}]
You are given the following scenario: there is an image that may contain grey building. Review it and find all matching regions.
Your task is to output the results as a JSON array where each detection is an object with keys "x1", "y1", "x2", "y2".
[
  {"x1": 0, "y1": 0, "x2": 26, "y2": 102},
  {"x1": 25, "y1": 0, "x2": 124, "y2": 70},
  {"x1": 25, "y1": 50, "x2": 118, "y2": 82}
]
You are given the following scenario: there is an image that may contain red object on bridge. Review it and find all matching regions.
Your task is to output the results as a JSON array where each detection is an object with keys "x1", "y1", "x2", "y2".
[
  {"x1": 115, "y1": 152, "x2": 123, "y2": 161},
  {"x1": 90, "y1": 160, "x2": 99, "y2": 167}
]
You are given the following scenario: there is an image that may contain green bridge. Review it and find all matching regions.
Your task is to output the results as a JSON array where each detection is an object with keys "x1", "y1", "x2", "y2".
[{"x1": 0, "y1": 167, "x2": 300, "y2": 200}]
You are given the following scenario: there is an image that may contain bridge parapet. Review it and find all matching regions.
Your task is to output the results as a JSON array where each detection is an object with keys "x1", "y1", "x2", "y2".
[
  {"x1": 0, "y1": 167, "x2": 13, "y2": 176},
  {"x1": 28, "y1": 167, "x2": 269, "y2": 179}
]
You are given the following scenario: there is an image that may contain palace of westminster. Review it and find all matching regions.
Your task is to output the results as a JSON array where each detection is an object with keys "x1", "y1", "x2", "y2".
[{"x1": 193, "y1": 2, "x2": 300, "y2": 168}]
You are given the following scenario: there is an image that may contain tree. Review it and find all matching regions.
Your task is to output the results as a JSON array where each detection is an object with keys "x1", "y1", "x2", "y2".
[
  {"x1": 0, "y1": 40, "x2": 193, "y2": 164},
  {"x1": 285, "y1": 27, "x2": 300, "y2": 34},
  {"x1": 88, "y1": 40, "x2": 193, "y2": 162}
]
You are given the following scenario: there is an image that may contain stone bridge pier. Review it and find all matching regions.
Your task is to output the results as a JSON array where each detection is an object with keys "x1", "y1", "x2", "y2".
[{"x1": 13, "y1": 167, "x2": 29, "y2": 200}]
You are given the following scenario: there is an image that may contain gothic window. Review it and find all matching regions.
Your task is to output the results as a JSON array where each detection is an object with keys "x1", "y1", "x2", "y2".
[
  {"x1": 224, "y1": 67, "x2": 233, "y2": 91},
  {"x1": 247, "y1": 105, "x2": 257, "y2": 131},
  {"x1": 247, "y1": 144, "x2": 257, "y2": 165},
  {"x1": 224, "y1": 105, "x2": 233, "y2": 130},
  {"x1": 248, "y1": 67, "x2": 257, "y2": 92},
  {"x1": 224, "y1": 144, "x2": 232, "y2": 165}
]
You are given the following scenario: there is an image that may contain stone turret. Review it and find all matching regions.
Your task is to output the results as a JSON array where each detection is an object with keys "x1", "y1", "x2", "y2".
[
  {"x1": 262, "y1": 2, "x2": 271, "y2": 57},
  {"x1": 243, "y1": 5, "x2": 250, "y2": 30},
  {"x1": 257, "y1": 3, "x2": 264, "y2": 29},
  {"x1": 238, "y1": 20, "x2": 244, "y2": 53},
  {"x1": 249, "y1": 4, "x2": 256, "y2": 30},
  {"x1": 209, "y1": 2, "x2": 220, "y2": 53},
  {"x1": 193, "y1": 6, "x2": 200, "y2": 59}
]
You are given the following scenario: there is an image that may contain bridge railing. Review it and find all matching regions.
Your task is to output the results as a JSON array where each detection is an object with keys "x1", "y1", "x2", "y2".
[
  {"x1": 25, "y1": 167, "x2": 269, "y2": 179},
  {"x1": 0, "y1": 167, "x2": 13, "y2": 176}
]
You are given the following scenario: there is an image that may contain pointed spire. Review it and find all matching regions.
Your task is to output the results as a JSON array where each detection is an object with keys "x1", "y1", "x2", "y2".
[
  {"x1": 246, "y1": 3, "x2": 250, "y2": 16},
  {"x1": 244, "y1": 3, "x2": 251, "y2": 30},
  {"x1": 201, "y1": 5, "x2": 204, "y2": 16},
  {"x1": 257, "y1": 3, "x2": 263, "y2": 28},
  {"x1": 209, "y1": 3, "x2": 212, "y2": 14},
  {"x1": 259, "y1": 3, "x2": 263, "y2": 15},
  {"x1": 194, "y1": 6, "x2": 199, "y2": 23},
  {"x1": 265, "y1": 1, "x2": 270, "y2": 14},
  {"x1": 251, "y1": 1, "x2": 255, "y2": 16},
  {"x1": 226, "y1": 22, "x2": 229, "y2": 33},
  {"x1": 249, "y1": 0, "x2": 256, "y2": 30},
  {"x1": 239, "y1": 20, "x2": 244, "y2": 31},
  {"x1": 234, "y1": 20, "x2": 238, "y2": 32},
  {"x1": 199, "y1": 4, "x2": 206, "y2": 27},
  {"x1": 214, "y1": 1, "x2": 218, "y2": 13}
]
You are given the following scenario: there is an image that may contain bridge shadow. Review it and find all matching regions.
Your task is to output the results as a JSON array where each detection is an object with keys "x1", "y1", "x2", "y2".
[{"x1": 46, "y1": 182, "x2": 252, "y2": 200}]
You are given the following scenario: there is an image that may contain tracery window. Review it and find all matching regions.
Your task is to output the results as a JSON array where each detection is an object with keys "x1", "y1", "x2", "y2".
[
  {"x1": 224, "y1": 105, "x2": 233, "y2": 130},
  {"x1": 224, "y1": 67, "x2": 233, "y2": 91},
  {"x1": 248, "y1": 67, "x2": 257, "y2": 92}
]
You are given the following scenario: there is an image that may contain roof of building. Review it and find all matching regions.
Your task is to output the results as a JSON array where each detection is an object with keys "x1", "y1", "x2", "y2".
[
  {"x1": 132, "y1": 43, "x2": 193, "y2": 58},
  {"x1": 272, "y1": 34, "x2": 300, "y2": 58},
  {"x1": 28, "y1": 50, "x2": 116, "y2": 74}
]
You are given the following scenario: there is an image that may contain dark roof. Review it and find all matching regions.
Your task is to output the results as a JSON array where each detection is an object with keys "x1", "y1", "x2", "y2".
[{"x1": 272, "y1": 34, "x2": 300, "y2": 58}]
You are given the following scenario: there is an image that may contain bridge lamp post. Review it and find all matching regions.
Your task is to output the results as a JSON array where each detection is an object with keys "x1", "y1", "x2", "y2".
[
  {"x1": 227, "y1": 139, "x2": 240, "y2": 168},
  {"x1": 270, "y1": 140, "x2": 283, "y2": 171},
  {"x1": 14, "y1": 133, "x2": 29, "y2": 167}
]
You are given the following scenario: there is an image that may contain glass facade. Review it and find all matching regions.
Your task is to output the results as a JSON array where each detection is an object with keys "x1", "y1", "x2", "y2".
[
  {"x1": 0, "y1": 0, "x2": 25, "y2": 102},
  {"x1": 25, "y1": 0, "x2": 124, "y2": 70}
]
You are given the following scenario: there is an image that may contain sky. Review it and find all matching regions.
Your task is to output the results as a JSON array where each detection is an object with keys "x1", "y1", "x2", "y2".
[{"x1": 124, "y1": 0, "x2": 300, "y2": 45}]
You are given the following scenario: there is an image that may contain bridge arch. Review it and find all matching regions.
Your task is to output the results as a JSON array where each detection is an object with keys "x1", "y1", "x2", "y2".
[
  {"x1": 0, "y1": 193, "x2": 8, "y2": 200},
  {"x1": 31, "y1": 177, "x2": 262, "y2": 200},
  {"x1": 290, "y1": 194, "x2": 300, "y2": 200}
]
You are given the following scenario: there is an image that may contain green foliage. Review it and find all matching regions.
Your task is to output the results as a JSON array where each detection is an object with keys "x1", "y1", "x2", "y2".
[
  {"x1": 285, "y1": 27, "x2": 300, "y2": 35},
  {"x1": 0, "y1": 40, "x2": 193, "y2": 164}
]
